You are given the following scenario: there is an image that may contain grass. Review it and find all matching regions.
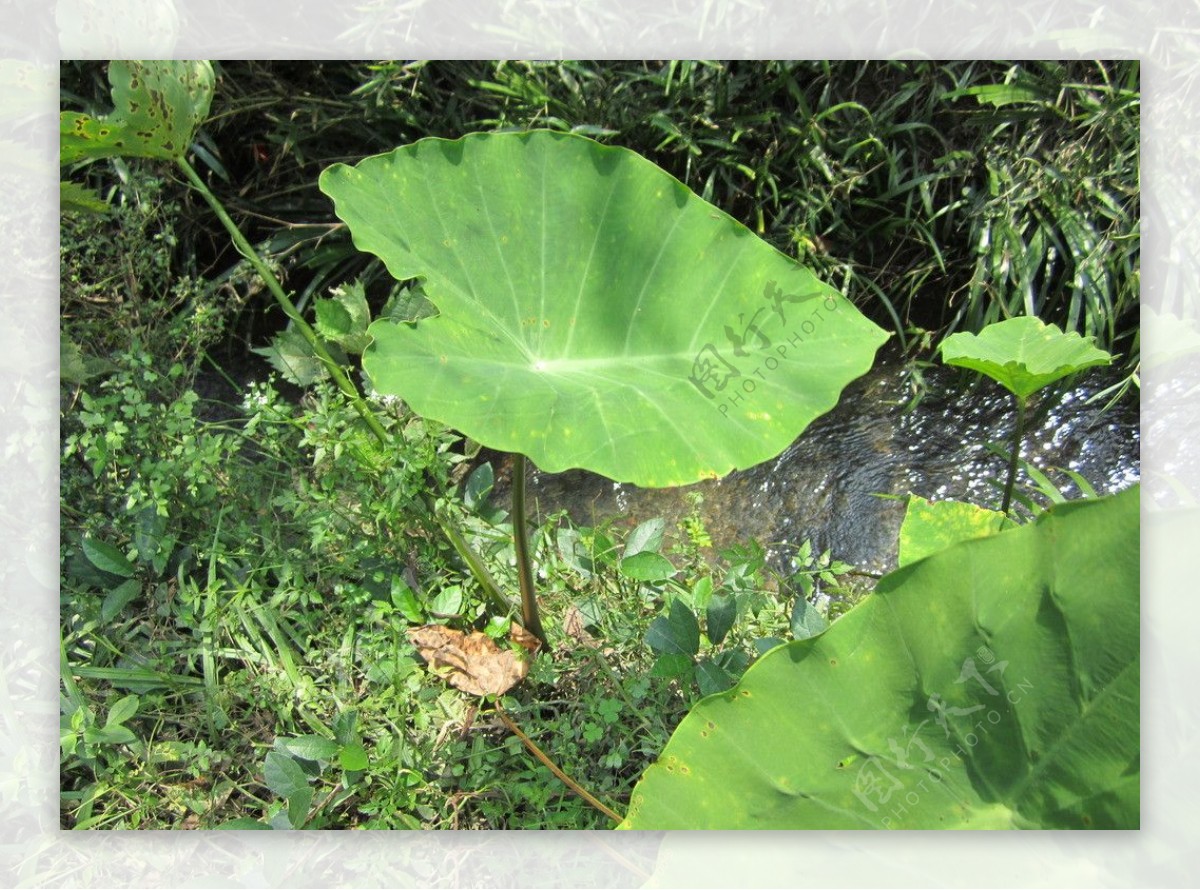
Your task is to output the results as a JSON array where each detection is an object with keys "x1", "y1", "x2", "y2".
[
  {"x1": 59, "y1": 59, "x2": 1139, "y2": 829},
  {"x1": 60, "y1": 340, "x2": 823, "y2": 828}
]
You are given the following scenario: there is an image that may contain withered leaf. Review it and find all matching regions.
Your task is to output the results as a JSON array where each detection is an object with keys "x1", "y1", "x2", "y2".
[{"x1": 408, "y1": 623, "x2": 541, "y2": 696}]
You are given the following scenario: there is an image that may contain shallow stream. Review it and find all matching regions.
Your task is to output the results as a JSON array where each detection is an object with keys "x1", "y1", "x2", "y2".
[{"x1": 514, "y1": 355, "x2": 1140, "y2": 577}]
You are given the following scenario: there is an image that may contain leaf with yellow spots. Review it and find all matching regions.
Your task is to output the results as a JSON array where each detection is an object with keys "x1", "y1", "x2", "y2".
[
  {"x1": 60, "y1": 60, "x2": 214, "y2": 164},
  {"x1": 620, "y1": 487, "x2": 1139, "y2": 829}
]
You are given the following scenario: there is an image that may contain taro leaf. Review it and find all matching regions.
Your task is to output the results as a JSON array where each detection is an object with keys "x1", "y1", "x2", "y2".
[
  {"x1": 338, "y1": 742, "x2": 370, "y2": 772},
  {"x1": 939, "y1": 316, "x2": 1112, "y2": 401},
  {"x1": 898, "y1": 495, "x2": 1009, "y2": 567},
  {"x1": 428, "y1": 585, "x2": 464, "y2": 618},
  {"x1": 60, "y1": 60, "x2": 214, "y2": 164},
  {"x1": 621, "y1": 485, "x2": 1139, "y2": 829},
  {"x1": 408, "y1": 623, "x2": 541, "y2": 696},
  {"x1": 319, "y1": 131, "x2": 888, "y2": 487}
]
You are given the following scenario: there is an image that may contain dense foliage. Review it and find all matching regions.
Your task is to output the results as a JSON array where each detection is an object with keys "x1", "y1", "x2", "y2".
[{"x1": 59, "y1": 61, "x2": 1139, "y2": 829}]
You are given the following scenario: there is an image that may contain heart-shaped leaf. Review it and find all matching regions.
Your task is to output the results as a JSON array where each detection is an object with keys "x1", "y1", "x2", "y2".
[
  {"x1": 320, "y1": 131, "x2": 888, "y2": 487},
  {"x1": 60, "y1": 60, "x2": 214, "y2": 164},
  {"x1": 621, "y1": 485, "x2": 1139, "y2": 829},
  {"x1": 938, "y1": 316, "x2": 1112, "y2": 400}
]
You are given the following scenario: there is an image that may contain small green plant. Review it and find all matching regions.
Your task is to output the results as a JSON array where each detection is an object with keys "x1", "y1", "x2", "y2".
[
  {"x1": 222, "y1": 713, "x2": 371, "y2": 830},
  {"x1": 939, "y1": 315, "x2": 1113, "y2": 516}
]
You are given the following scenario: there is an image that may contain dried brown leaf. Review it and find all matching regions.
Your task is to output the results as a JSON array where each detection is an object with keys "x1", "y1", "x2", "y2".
[{"x1": 408, "y1": 623, "x2": 540, "y2": 696}]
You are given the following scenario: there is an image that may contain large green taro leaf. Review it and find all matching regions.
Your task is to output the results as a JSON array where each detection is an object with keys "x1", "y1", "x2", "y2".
[
  {"x1": 320, "y1": 131, "x2": 889, "y2": 487},
  {"x1": 620, "y1": 485, "x2": 1139, "y2": 828},
  {"x1": 60, "y1": 60, "x2": 214, "y2": 164}
]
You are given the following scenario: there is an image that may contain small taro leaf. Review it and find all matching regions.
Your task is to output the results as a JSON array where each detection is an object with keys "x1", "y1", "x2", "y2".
[
  {"x1": 620, "y1": 486, "x2": 1139, "y2": 829},
  {"x1": 463, "y1": 462, "x2": 495, "y2": 513},
  {"x1": 646, "y1": 599, "x2": 700, "y2": 657},
  {"x1": 82, "y1": 537, "x2": 136, "y2": 578},
  {"x1": 339, "y1": 742, "x2": 369, "y2": 772},
  {"x1": 650, "y1": 653, "x2": 695, "y2": 681},
  {"x1": 898, "y1": 495, "x2": 1009, "y2": 567},
  {"x1": 429, "y1": 585, "x2": 464, "y2": 618},
  {"x1": 556, "y1": 527, "x2": 592, "y2": 576},
  {"x1": 263, "y1": 750, "x2": 310, "y2": 800},
  {"x1": 619, "y1": 551, "x2": 677, "y2": 583},
  {"x1": 282, "y1": 735, "x2": 340, "y2": 763},
  {"x1": 60, "y1": 179, "x2": 109, "y2": 214},
  {"x1": 789, "y1": 596, "x2": 829, "y2": 641},
  {"x1": 705, "y1": 592, "x2": 736, "y2": 646},
  {"x1": 101, "y1": 578, "x2": 142, "y2": 622},
  {"x1": 695, "y1": 657, "x2": 736, "y2": 697},
  {"x1": 105, "y1": 694, "x2": 140, "y2": 727},
  {"x1": 60, "y1": 60, "x2": 215, "y2": 164},
  {"x1": 321, "y1": 131, "x2": 888, "y2": 488},
  {"x1": 939, "y1": 316, "x2": 1112, "y2": 400},
  {"x1": 625, "y1": 518, "x2": 666, "y2": 557}
]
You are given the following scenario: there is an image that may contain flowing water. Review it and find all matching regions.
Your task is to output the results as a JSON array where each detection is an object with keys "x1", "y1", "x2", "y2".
[{"x1": 514, "y1": 355, "x2": 1140, "y2": 577}]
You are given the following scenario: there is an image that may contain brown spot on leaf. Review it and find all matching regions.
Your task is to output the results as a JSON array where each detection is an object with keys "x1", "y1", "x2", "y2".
[{"x1": 408, "y1": 623, "x2": 540, "y2": 696}]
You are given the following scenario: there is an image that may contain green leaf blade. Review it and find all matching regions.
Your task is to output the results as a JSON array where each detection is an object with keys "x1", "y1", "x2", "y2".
[
  {"x1": 939, "y1": 316, "x2": 1112, "y2": 400},
  {"x1": 897, "y1": 495, "x2": 1009, "y2": 567},
  {"x1": 621, "y1": 486, "x2": 1139, "y2": 830},
  {"x1": 320, "y1": 131, "x2": 888, "y2": 487}
]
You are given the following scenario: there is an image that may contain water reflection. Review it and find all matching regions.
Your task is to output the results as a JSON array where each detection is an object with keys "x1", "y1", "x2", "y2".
[{"x1": 514, "y1": 357, "x2": 1140, "y2": 576}]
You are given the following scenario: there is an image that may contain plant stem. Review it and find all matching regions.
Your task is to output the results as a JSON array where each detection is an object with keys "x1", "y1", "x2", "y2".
[
  {"x1": 1000, "y1": 395, "x2": 1027, "y2": 517},
  {"x1": 493, "y1": 703, "x2": 621, "y2": 824},
  {"x1": 510, "y1": 453, "x2": 547, "y2": 645},
  {"x1": 176, "y1": 156, "x2": 512, "y2": 616}
]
